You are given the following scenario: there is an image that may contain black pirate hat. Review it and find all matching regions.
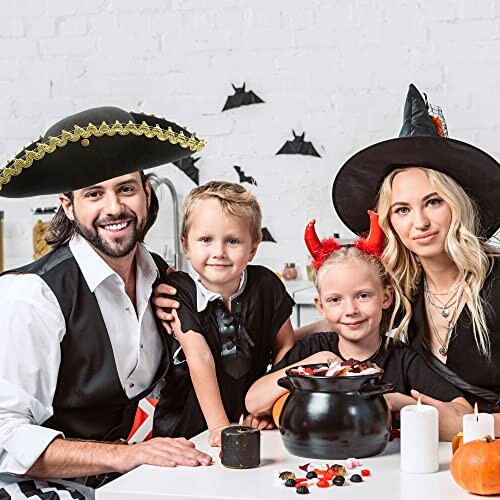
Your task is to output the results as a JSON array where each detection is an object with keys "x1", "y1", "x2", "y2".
[
  {"x1": 0, "y1": 106, "x2": 206, "y2": 197},
  {"x1": 332, "y1": 84, "x2": 500, "y2": 238}
]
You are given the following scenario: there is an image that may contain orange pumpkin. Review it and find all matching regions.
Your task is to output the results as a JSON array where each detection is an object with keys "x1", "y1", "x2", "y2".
[
  {"x1": 272, "y1": 393, "x2": 289, "y2": 427},
  {"x1": 450, "y1": 435, "x2": 500, "y2": 496}
]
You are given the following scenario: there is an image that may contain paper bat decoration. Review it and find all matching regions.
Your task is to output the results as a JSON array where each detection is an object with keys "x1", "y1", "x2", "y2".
[
  {"x1": 261, "y1": 227, "x2": 276, "y2": 242},
  {"x1": 173, "y1": 156, "x2": 200, "y2": 185},
  {"x1": 276, "y1": 130, "x2": 321, "y2": 158},
  {"x1": 222, "y1": 83, "x2": 264, "y2": 111},
  {"x1": 234, "y1": 165, "x2": 257, "y2": 186}
]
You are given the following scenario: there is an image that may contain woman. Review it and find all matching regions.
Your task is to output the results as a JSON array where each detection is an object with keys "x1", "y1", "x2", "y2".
[{"x1": 332, "y1": 84, "x2": 500, "y2": 435}]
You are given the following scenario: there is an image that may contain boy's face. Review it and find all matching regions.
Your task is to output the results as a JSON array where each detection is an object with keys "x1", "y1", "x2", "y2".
[
  {"x1": 314, "y1": 260, "x2": 393, "y2": 344},
  {"x1": 182, "y1": 198, "x2": 259, "y2": 297}
]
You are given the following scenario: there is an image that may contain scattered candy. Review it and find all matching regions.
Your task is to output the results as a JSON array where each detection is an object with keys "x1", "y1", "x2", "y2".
[
  {"x1": 345, "y1": 457, "x2": 361, "y2": 469},
  {"x1": 285, "y1": 479, "x2": 297, "y2": 487},
  {"x1": 333, "y1": 476, "x2": 346, "y2": 486},
  {"x1": 296, "y1": 486, "x2": 310, "y2": 495},
  {"x1": 298, "y1": 463, "x2": 310, "y2": 472},
  {"x1": 350, "y1": 474, "x2": 363, "y2": 483},
  {"x1": 317, "y1": 479, "x2": 330, "y2": 488},
  {"x1": 330, "y1": 463, "x2": 347, "y2": 476},
  {"x1": 280, "y1": 471, "x2": 296, "y2": 481},
  {"x1": 306, "y1": 471, "x2": 317, "y2": 479},
  {"x1": 361, "y1": 469, "x2": 371, "y2": 477},
  {"x1": 389, "y1": 428, "x2": 401, "y2": 441}
]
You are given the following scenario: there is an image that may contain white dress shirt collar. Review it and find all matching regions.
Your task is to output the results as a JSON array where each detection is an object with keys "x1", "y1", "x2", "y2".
[
  {"x1": 69, "y1": 235, "x2": 158, "y2": 292},
  {"x1": 190, "y1": 268, "x2": 248, "y2": 312}
]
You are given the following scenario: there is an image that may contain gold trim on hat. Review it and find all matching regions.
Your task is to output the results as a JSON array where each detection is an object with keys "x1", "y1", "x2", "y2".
[{"x1": 0, "y1": 120, "x2": 207, "y2": 192}]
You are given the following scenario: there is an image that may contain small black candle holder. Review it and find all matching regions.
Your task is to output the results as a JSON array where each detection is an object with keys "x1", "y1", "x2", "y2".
[{"x1": 220, "y1": 426, "x2": 260, "y2": 469}]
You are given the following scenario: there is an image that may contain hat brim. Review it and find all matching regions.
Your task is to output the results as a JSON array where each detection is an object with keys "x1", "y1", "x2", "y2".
[
  {"x1": 332, "y1": 136, "x2": 500, "y2": 239},
  {"x1": 0, "y1": 112, "x2": 205, "y2": 197}
]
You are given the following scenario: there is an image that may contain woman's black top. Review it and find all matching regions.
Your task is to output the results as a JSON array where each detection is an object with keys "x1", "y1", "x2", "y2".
[
  {"x1": 153, "y1": 265, "x2": 295, "y2": 438},
  {"x1": 409, "y1": 258, "x2": 500, "y2": 410},
  {"x1": 271, "y1": 331, "x2": 463, "y2": 402}
]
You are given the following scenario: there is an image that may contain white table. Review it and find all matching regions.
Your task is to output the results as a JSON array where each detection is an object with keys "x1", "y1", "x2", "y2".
[{"x1": 96, "y1": 430, "x2": 474, "y2": 500}]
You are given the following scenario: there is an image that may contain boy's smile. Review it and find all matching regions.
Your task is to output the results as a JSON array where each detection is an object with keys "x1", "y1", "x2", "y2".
[{"x1": 182, "y1": 198, "x2": 259, "y2": 301}]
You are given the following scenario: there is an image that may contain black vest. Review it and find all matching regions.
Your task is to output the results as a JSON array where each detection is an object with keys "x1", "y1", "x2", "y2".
[{"x1": 5, "y1": 244, "x2": 170, "y2": 441}]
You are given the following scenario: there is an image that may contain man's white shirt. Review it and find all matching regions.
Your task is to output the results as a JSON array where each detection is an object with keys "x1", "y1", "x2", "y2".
[{"x1": 0, "y1": 236, "x2": 163, "y2": 476}]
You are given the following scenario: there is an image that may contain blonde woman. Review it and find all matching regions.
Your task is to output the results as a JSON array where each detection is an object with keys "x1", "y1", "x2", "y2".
[{"x1": 333, "y1": 84, "x2": 500, "y2": 436}]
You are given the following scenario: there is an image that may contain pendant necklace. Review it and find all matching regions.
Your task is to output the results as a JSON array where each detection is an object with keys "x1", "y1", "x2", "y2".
[{"x1": 424, "y1": 277, "x2": 460, "y2": 318}]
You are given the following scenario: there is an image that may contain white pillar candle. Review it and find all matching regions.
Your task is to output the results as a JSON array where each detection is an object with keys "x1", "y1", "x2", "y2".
[
  {"x1": 463, "y1": 403, "x2": 495, "y2": 444},
  {"x1": 400, "y1": 398, "x2": 439, "y2": 474}
]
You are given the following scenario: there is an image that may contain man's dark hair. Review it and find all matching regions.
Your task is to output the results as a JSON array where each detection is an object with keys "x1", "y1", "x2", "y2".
[{"x1": 45, "y1": 172, "x2": 159, "y2": 249}]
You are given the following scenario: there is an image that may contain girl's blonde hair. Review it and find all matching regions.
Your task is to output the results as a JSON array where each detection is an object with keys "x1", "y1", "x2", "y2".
[
  {"x1": 181, "y1": 181, "x2": 262, "y2": 243},
  {"x1": 313, "y1": 246, "x2": 412, "y2": 340},
  {"x1": 377, "y1": 166, "x2": 500, "y2": 357}
]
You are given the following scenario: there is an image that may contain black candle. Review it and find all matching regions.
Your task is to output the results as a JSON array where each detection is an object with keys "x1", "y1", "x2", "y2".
[{"x1": 220, "y1": 425, "x2": 260, "y2": 469}]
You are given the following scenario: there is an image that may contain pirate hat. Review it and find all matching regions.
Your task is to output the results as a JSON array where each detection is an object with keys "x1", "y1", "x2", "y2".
[
  {"x1": 0, "y1": 106, "x2": 206, "y2": 197},
  {"x1": 332, "y1": 84, "x2": 500, "y2": 238}
]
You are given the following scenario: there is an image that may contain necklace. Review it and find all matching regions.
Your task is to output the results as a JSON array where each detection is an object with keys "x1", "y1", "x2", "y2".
[
  {"x1": 424, "y1": 278, "x2": 460, "y2": 318},
  {"x1": 426, "y1": 286, "x2": 464, "y2": 356}
]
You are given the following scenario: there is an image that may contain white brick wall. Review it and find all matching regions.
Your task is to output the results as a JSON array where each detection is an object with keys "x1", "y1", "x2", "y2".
[{"x1": 1, "y1": 0, "x2": 500, "y2": 274}]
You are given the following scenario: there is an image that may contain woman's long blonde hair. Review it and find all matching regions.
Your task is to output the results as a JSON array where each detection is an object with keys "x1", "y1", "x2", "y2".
[
  {"x1": 377, "y1": 166, "x2": 499, "y2": 357},
  {"x1": 314, "y1": 246, "x2": 412, "y2": 341}
]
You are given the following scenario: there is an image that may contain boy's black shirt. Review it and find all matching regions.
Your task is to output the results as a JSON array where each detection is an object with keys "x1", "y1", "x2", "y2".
[
  {"x1": 153, "y1": 265, "x2": 295, "y2": 438},
  {"x1": 271, "y1": 331, "x2": 463, "y2": 402}
]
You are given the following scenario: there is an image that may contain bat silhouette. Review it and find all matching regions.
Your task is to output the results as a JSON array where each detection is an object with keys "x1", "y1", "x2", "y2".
[
  {"x1": 261, "y1": 227, "x2": 276, "y2": 242},
  {"x1": 234, "y1": 165, "x2": 257, "y2": 186},
  {"x1": 222, "y1": 83, "x2": 264, "y2": 111},
  {"x1": 173, "y1": 156, "x2": 200, "y2": 185},
  {"x1": 276, "y1": 130, "x2": 321, "y2": 158}
]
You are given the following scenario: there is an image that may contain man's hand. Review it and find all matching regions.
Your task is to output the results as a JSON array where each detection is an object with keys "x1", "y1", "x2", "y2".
[
  {"x1": 384, "y1": 392, "x2": 416, "y2": 412},
  {"x1": 243, "y1": 413, "x2": 275, "y2": 430},
  {"x1": 153, "y1": 283, "x2": 180, "y2": 334},
  {"x1": 411, "y1": 390, "x2": 473, "y2": 441},
  {"x1": 121, "y1": 437, "x2": 212, "y2": 472}
]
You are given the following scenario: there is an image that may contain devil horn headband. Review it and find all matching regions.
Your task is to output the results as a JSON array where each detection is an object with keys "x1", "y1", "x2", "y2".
[{"x1": 305, "y1": 210, "x2": 385, "y2": 270}]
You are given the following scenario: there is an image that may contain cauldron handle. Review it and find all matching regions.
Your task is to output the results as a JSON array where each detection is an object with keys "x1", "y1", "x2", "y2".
[
  {"x1": 277, "y1": 377, "x2": 293, "y2": 391},
  {"x1": 359, "y1": 382, "x2": 394, "y2": 398}
]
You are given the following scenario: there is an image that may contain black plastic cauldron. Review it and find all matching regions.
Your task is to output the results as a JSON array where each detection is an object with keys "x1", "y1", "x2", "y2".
[{"x1": 278, "y1": 364, "x2": 393, "y2": 459}]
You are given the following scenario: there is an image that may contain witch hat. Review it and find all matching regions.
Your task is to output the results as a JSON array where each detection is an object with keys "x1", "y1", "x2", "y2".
[{"x1": 332, "y1": 84, "x2": 500, "y2": 238}]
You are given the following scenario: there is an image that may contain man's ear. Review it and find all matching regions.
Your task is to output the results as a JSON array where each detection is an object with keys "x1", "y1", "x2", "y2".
[
  {"x1": 314, "y1": 295, "x2": 327, "y2": 318},
  {"x1": 59, "y1": 194, "x2": 74, "y2": 221},
  {"x1": 248, "y1": 240, "x2": 261, "y2": 262},
  {"x1": 382, "y1": 286, "x2": 394, "y2": 310},
  {"x1": 144, "y1": 178, "x2": 152, "y2": 207}
]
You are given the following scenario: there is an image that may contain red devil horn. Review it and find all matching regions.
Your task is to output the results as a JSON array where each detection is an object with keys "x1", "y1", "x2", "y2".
[
  {"x1": 356, "y1": 210, "x2": 385, "y2": 255},
  {"x1": 304, "y1": 219, "x2": 323, "y2": 261}
]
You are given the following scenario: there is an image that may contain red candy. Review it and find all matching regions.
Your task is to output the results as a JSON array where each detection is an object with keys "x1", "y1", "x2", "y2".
[
  {"x1": 295, "y1": 478, "x2": 308, "y2": 484},
  {"x1": 361, "y1": 469, "x2": 371, "y2": 477},
  {"x1": 317, "y1": 479, "x2": 330, "y2": 488}
]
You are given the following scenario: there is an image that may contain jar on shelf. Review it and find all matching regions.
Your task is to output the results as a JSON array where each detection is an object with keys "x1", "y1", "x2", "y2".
[
  {"x1": 32, "y1": 207, "x2": 57, "y2": 260},
  {"x1": 282, "y1": 262, "x2": 298, "y2": 281}
]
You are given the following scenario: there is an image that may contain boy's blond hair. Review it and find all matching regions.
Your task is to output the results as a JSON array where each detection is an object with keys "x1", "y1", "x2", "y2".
[{"x1": 181, "y1": 181, "x2": 262, "y2": 243}]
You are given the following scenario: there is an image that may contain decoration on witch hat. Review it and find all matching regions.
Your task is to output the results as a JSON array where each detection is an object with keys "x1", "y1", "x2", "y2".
[
  {"x1": 305, "y1": 210, "x2": 384, "y2": 270},
  {"x1": 276, "y1": 131, "x2": 321, "y2": 157},
  {"x1": 261, "y1": 227, "x2": 276, "y2": 242},
  {"x1": 234, "y1": 165, "x2": 257, "y2": 186},
  {"x1": 222, "y1": 83, "x2": 265, "y2": 111},
  {"x1": 127, "y1": 397, "x2": 158, "y2": 444},
  {"x1": 173, "y1": 156, "x2": 200, "y2": 185}
]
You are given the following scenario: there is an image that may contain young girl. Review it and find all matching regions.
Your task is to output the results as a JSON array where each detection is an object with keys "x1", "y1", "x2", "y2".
[
  {"x1": 246, "y1": 212, "x2": 472, "y2": 440},
  {"x1": 153, "y1": 181, "x2": 296, "y2": 446}
]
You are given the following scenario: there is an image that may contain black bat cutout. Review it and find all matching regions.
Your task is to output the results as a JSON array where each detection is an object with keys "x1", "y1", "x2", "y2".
[
  {"x1": 222, "y1": 83, "x2": 265, "y2": 111},
  {"x1": 173, "y1": 156, "x2": 200, "y2": 185},
  {"x1": 261, "y1": 227, "x2": 276, "y2": 242},
  {"x1": 276, "y1": 130, "x2": 321, "y2": 158},
  {"x1": 234, "y1": 165, "x2": 257, "y2": 186}
]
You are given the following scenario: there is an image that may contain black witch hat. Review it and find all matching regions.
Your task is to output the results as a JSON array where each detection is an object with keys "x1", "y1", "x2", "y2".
[
  {"x1": 0, "y1": 106, "x2": 206, "y2": 197},
  {"x1": 332, "y1": 84, "x2": 500, "y2": 238}
]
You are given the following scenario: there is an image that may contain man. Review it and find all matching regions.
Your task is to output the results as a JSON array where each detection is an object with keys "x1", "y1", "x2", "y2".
[{"x1": 0, "y1": 107, "x2": 211, "y2": 499}]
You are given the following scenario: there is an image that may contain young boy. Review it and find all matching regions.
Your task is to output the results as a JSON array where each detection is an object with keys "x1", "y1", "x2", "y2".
[{"x1": 153, "y1": 181, "x2": 296, "y2": 445}]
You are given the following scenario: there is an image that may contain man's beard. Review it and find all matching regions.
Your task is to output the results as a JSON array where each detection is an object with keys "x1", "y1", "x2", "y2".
[{"x1": 74, "y1": 210, "x2": 148, "y2": 258}]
